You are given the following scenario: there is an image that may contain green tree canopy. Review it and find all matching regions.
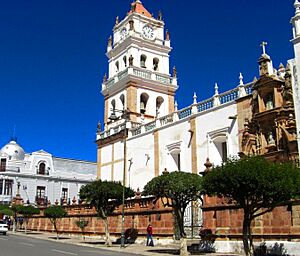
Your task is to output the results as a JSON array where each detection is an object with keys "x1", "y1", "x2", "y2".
[
  {"x1": 143, "y1": 171, "x2": 203, "y2": 238},
  {"x1": 202, "y1": 156, "x2": 300, "y2": 256},
  {"x1": 17, "y1": 205, "x2": 40, "y2": 234},
  {"x1": 44, "y1": 206, "x2": 67, "y2": 239},
  {"x1": 79, "y1": 180, "x2": 134, "y2": 246}
]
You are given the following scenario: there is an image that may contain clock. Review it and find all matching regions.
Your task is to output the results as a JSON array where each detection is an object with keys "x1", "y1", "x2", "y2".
[
  {"x1": 120, "y1": 28, "x2": 127, "y2": 41},
  {"x1": 142, "y1": 25, "x2": 155, "y2": 40}
]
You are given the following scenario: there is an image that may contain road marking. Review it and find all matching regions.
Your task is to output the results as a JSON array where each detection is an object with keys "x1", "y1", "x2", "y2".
[
  {"x1": 20, "y1": 242, "x2": 35, "y2": 247},
  {"x1": 51, "y1": 249, "x2": 78, "y2": 255}
]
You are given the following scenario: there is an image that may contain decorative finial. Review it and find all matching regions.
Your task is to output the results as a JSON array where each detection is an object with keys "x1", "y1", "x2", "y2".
[
  {"x1": 163, "y1": 168, "x2": 169, "y2": 175},
  {"x1": 295, "y1": 0, "x2": 300, "y2": 15},
  {"x1": 253, "y1": 76, "x2": 258, "y2": 82},
  {"x1": 214, "y1": 83, "x2": 219, "y2": 95},
  {"x1": 129, "y1": 55, "x2": 134, "y2": 66},
  {"x1": 173, "y1": 66, "x2": 177, "y2": 78},
  {"x1": 193, "y1": 92, "x2": 197, "y2": 104},
  {"x1": 115, "y1": 16, "x2": 119, "y2": 27},
  {"x1": 166, "y1": 29, "x2": 170, "y2": 41},
  {"x1": 107, "y1": 36, "x2": 112, "y2": 47},
  {"x1": 260, "y1": 41, "x2": 268, "y2": 55},
  {"x1": 174, "y1": 101, "x2": 178, "y2": 111},
  {"x1": 239, "y1": 72, "x2": 244, "y2": 85},
  {"x1": 103, "y1": 73, "x2": 107, "y2": 83},
  {"x1": 158, "y1": 10, "x2": 163, "y2": 21},
  {"x1": 97, "y1": 121, "x2": 101, "y2": 133}
]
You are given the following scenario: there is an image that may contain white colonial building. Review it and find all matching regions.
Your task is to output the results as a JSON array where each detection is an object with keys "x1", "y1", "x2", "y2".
[
  {"x1": 0, "y1": 139, "x2": 97, "y2": 206},
  {"x1": 96, "y1": 1, "x2": 300, "y2": 191}
]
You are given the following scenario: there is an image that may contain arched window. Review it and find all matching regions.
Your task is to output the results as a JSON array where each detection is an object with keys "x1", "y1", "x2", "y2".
[
  {"x1": 140, "y1": 54, "x2": 147, "y2": 68},
  {"x1": 115, "y1": 61, "x2": 119, "y2": 72},
  {"x1": 140, "y1": 93, "x2": 149, "y2": 114},
  {"x1": 111, "y1": 99, "x2": 116, "y2": 112},
  {"x1": 123, "y1": 56, "x2": 127, "y2": 67},
  {"x1": 156, "y1": 96, "x2": 164, "y2": 116},
  {"x1": 38, "y1": 163, "x2": 46, "y2": 175},
  {"x1": 153, "y1": 58, "x2": 159, "y2": 71},
  {"x1": 166, "y1": 142, "x2": 182, "y2": 171},
  {"x1": 120, "y1": 94, "x2": 125, "y2": 109}
]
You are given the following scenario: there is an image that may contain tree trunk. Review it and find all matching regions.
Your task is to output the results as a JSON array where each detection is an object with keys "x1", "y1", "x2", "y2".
[
  {"x1": 174, "y1": 208, "x2": 186, "y2": 238},
  {"x1": 53, "y1": 220, "x2": 59, "y2": 240},
  {"x1": 242, "y1": 214, "x2": 252, "y2": 256},
  {"x1": 24, "y1": 221, "x2": 27, "y2": 235},
  {"x1": 180, "y1": 237, "x2": 190, "y2": 256},
  {"x1": 103, "y1": 218, "x2": 112, "y2": 247}
]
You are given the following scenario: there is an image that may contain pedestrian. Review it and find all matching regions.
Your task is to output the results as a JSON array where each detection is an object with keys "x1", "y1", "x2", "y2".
[{"x1": 146, "y1": 224, "x2": 154, "y2": 246}]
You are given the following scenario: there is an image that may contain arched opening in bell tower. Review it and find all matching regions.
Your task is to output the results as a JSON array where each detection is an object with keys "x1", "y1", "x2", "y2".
[
  {"x1": 140, "y1": 93, "x2": 149, "y2": 114},
  {"x1": 153, "y1": 58, "x2": 159, "y2": 71},
  {"x1": 140, "y1": 54, "x2": 147, "y2": 68}
]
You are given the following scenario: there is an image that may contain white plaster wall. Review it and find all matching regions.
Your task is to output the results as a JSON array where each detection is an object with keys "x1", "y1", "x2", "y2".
[
  {"x1": 101, "y1": 144, "x2": 113, "y2": 164},
  {"x1": 101, "y1": 165, "x2": 112, "y2": 181},
  {"x1": 196, "y1": 103, "x2": 238, "y2": 169},
  {"x1": 127, "y1": 132, "x2": 155, "y2": 190},
  {"x1": 159, "y1": 121, "x2": 191, "y2": 174}
]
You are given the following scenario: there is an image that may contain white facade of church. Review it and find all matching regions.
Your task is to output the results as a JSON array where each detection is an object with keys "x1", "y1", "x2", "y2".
[
  {"x1": 96, "y1": 1, "x2": 300, "y2": 191},
  {"x1": 0, "y1": 139, "x2": 97, "y2": 205}
]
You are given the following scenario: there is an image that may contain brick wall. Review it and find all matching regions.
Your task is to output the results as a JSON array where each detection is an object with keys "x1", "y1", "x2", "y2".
[
  {"x1": 27, "y1": 196, "x2": 174, "y2": 239},
  {"x1": 202, "y1": 196, "x2": 300, "y2": 241}
]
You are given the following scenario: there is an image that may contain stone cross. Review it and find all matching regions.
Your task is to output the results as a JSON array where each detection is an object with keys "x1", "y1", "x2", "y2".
[{"x1": 260, "y1": 41, "x2": 268, "y2": 55}]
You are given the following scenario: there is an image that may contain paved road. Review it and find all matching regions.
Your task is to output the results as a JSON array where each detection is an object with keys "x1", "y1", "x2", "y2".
[{"x1": 0, "y1": 233, "x2": 136, "y2": 256}]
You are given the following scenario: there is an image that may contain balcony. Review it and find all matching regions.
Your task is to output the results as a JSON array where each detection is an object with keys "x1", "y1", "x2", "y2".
[{"x1": 35, "y1": 196, "x2": 48, "y2": 206}]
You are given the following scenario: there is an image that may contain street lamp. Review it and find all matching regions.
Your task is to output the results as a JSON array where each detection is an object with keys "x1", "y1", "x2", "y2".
[{"x1": 109, "y1": 108, "x2": 130, "y2": 248}]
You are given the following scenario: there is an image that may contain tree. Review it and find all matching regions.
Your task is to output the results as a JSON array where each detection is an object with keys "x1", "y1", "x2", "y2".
[
  {"x1": 75, "y1": 217, "x2": 89, "y2": 241},
  {"x1": 143, "y1": 171, "x2": 203, "y2": 238},
  {"x1": 44, "y1": 206, "x2": 67, "y2": 240},
  {"x1": 79, "y1": 180, "x2": 134, "y2": 247},
  {"x1": 17, "y1": 205, "x2": 40, "y2": 234},
  {"x1": 10, "y1": 204, "x2": 22, "y2": 232},
  {"x1": 202, "y1": 156, "x2": 300, "y2": 256}
]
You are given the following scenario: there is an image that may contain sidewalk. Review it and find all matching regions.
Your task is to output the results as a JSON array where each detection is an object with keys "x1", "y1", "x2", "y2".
[{"x1": 10, "y1": 230, "x2": 240, "y2": 256}]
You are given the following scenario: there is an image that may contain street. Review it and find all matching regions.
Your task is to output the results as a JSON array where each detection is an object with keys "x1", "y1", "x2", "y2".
[{"x1": 0, "y1": 233, "x2": 136, "y2": 256}]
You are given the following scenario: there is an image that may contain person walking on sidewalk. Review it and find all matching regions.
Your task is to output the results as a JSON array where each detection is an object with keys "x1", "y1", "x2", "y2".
[{"x1": 146, "y1": 224, "x2": 154, "y2": 246}]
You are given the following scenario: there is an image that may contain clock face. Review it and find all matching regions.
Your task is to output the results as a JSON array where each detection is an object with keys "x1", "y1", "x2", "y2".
[
  {"x1": 120, "y1": 28, "x2": 127, "y2": 41},
  {"x1": 142, "y1": 25, "x2": 155, "y2": 40}
]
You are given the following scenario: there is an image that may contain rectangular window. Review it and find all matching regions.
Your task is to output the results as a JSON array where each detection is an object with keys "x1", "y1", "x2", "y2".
[
  {"x1": 178, "y1": 153, "x2": 181, "y2": 171},
  {"x1": 62, "y1": 188, "x2": 68, "y2": 199},
  {"x1": 0, "y1": 159, "x2": 6, "y2": 172},
  {"x1": 222, "y1": 142, "x2": 228, "y2": 162},
  {"x1": 4, "y1": 180, "x2": 13, "y2": 195},
  {"x1": 36, "y1": 186, "x2": 46, "y2": 198},
  {"x1": 0, "y1": 180, "x2": 3, "y2": 195}
]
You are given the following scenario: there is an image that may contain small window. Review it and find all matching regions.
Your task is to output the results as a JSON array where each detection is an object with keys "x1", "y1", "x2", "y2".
[
  {"x1": 0, "y1": 180, "x2": 3, "y2": 195},
  {"x1": 38, "y1": 163, "x2": 46, "y2": 175},
  {"x1": 36, "y1": 186, "x2": 46, "y2": 199},
  {"x1": 120, "y1": 94, "x2": 125, "y2": 109},
  {"x1": 62, "y1": 188, "x2": 68, "y2": 199},
  {"x1": 0, "y1": 159, "x2": 6, "y2": 172},
  {"x1": 4, "y1": 180, "x2": 13, "y2": 195},
  {"x1": 140, "y1": 54, "x2": 147, "y2": 68},
  {"x1": 221, "y1": 142, "x2": 227, "y2": 162}
]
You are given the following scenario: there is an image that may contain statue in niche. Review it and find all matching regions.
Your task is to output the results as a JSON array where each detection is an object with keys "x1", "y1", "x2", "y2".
[
  {"x1": 260, "y1": 61, "x2": 268, "y2": 75},
  {"x1": 265, "y1": 95, "x2": 274, "y2": 110},
  {"x1": 283, "y1": 65, "x2": 294, "y2": 107},
  {"x1": 267, "y1": 132, "x2": 276, "y2": 145}
]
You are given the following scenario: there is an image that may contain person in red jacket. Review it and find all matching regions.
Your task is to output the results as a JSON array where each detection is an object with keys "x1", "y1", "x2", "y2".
[{"x1": 146, "y1": 224, "x2": 154, "y2": 246}]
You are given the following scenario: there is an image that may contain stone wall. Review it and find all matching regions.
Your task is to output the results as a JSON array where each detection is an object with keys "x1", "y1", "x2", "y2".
[
  {"x1": 202, "y1": 196, "x2": 300, "y2": 241},
  {"x1": 26, "y1": 196, "x2": 174, "y2": 239}
]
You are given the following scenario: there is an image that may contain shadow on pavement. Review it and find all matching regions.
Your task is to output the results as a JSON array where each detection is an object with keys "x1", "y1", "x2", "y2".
[{"x1": 147, "y1": 249, "x2": 179, "y2": 255}]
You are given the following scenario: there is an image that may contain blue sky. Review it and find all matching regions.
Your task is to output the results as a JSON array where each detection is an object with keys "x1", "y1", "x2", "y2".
[{"x1": 0, "y1": 0, "x2": 296, "y2": 161}]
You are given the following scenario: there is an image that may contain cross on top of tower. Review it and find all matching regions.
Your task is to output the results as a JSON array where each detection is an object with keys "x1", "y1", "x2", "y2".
[{"x1": 260, "y1": 41, "x2": 268, "y2": 55}]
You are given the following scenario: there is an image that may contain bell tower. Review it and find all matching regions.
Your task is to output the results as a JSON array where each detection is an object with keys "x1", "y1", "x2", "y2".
[
  {"x1": 101, "y1": 0, "x2": 178, "y2": 129},
  {"x1": 291, "y1": 0, "x2": 300, "y2": 161}
]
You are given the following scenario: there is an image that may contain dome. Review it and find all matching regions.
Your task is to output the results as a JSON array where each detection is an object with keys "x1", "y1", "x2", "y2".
[{"x1": 0, "y1": 140, "x2": 25, "y2": 160}]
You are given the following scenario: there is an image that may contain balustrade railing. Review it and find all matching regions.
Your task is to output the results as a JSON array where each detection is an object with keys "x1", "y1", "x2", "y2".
[
  {"x1": 160, "y1": 113, "x2": 174, "y2": 126},
  {"x1": 145, "y1": 121, "x2": 156, "y2": 132},
  {"x1": 219, "y1": 88, "x2": 239, "y2": 104},
  {"x1": 197, "y1": 98, "x2": 213, "y2": 112},
  {"x1": 133, "y1": 68, "x2": 151, "y2": 79},
  {"x1": 178, "y1": 107, "x2": 192, "y2": 120}
]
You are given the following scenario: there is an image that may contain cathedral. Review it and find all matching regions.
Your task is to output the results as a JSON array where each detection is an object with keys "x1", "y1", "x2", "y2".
[{"x1": 96, "y1": 0, "x2": 300, "y2": 191}]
